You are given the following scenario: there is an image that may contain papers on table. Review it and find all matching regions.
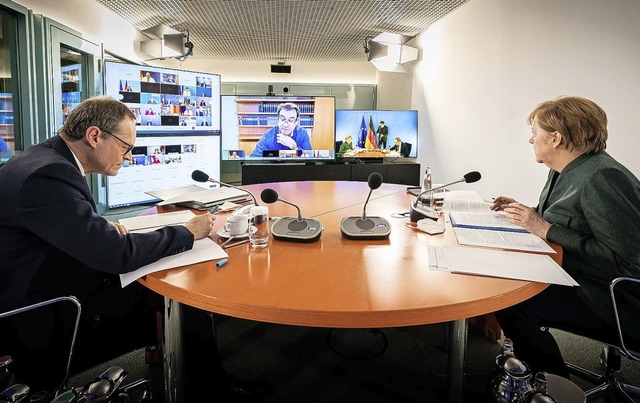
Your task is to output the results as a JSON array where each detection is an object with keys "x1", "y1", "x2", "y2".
[
  {"x1": 146, "y1": 185, "x2": 251, "y2": 207},
  {"x1": 453, "y1": 227, "x2": 555, "y2": 253},
  {"x1": 449, "y1": 211, "x2": 528, "y2": 233},
  {"x1": 119, "y1": 238, "x2": 227, "y2": 287},
  {"x1": 441, "y1": 190, "x2": 492, "y2": 213},
  {"x1": 119, "y1": 210, "x2": 196, "y2": 232},
  {"x1": 427, "y1": 245, "x2": 577, "y2": 286},
  {"x1": 441, "y1": 191, "x2": 553, "y2": 252},
  {"x1": 117, "y1": 210, "x2": 228, "y2": 287}
]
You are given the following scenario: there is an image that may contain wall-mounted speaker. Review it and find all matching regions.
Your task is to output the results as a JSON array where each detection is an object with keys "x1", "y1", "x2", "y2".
[{"x1": 271, "y1": 64, "x2": 292, "y2": 74}]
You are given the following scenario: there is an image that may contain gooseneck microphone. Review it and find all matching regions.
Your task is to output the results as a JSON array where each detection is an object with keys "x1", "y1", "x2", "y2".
[
  {"x1": 340, "y1": 172, "x2": 392, "y2": 240},
  {"x1": 191, "y1": 170, "x2": 259, "y2": 211},
  {"x1": 409, "y1": 171, "x2": 481, "y2": 222},
  {"x1": 260, "y1": 188, "x2": 323, "y2": 242}
]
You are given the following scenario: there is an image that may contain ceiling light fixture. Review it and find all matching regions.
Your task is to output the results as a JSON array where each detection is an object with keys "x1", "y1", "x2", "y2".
[
  {"x1": 366, "y1": 33, "x2": 418, "y2": 73},
  {"x1": 139, "y1": 24, "x2": 194, "y2": 61}
]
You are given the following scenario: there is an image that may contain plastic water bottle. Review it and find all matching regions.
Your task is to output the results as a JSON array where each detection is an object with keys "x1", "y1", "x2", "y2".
[{"x1": 422, "y1": 166, "x2": 432, "y2": 193}]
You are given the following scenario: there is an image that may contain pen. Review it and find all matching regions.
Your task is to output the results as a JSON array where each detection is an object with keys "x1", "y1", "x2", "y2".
[
  {"x1": 209, "y1": 205, "x2": 220, "y2": 214},
  {"x1": 216, "y1": 258, "x2": 228, "y2": 268}
]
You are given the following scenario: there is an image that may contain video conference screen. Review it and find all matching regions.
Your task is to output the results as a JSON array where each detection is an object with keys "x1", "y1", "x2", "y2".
[
  {"x1": 220, "y1": 95, "x2": 336, "y2": 162},
  {"x1": 335, "y1": 109, "x2": 418, "y2": 158},
  {"x1": 106, "y1": 135, "x2": 221, "y2": 209},
  {"x1": 104, "y1": 61, "x2": 221, "y2": 134}
]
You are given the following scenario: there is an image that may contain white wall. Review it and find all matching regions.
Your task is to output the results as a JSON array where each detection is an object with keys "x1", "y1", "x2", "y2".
[{"x1": 412, "y1": 0, "x2": 640, "y2": 205}]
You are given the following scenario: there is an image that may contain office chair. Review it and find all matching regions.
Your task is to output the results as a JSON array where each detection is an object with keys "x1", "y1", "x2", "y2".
[
  {"x1": 1, "y1": 296, "x2": 81, "y2": 394},
  {"x1": 564, "y1": 276, "x2": 640, "y2": 402},
  {"x1": 405, "y1": 142, "x2": 412, "y2": 156},
  {"x1": 1, "y1": 296, "x2": 154, "y2": 402}
]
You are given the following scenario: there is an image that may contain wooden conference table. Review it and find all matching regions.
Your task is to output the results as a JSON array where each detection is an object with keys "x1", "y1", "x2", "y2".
[{"x1": 138, "y1": 180, "x2": 561, "y2": 402}]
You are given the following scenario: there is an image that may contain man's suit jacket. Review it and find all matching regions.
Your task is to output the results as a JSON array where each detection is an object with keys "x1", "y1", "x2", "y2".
[
  {"x1": 390, "y1": 142, "x2": 409, "y2": 157},
  {"x1": 0, "y1": 135, "x2": 194, "y2": 312}
]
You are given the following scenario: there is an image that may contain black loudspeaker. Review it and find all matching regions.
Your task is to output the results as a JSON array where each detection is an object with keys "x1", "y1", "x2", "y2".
[{"x1": 270, "y1": 64, "x2": 292, "y2": 74}]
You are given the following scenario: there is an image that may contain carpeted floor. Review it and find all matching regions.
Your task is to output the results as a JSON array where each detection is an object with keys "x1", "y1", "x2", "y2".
[{"x1": 68, "y1": 315, "x2": 640, "y2": 402}]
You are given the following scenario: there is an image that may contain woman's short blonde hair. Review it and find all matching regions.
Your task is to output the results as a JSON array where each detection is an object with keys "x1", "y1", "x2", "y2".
[{"x1": 527, "y1": 96, "x2": 607, "y2": 154}]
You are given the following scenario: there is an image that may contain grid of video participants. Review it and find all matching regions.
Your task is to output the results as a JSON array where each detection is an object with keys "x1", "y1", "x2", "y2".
[
  {"x1": 119, "y1": 69, "x2": 215, "y2": 129},
  {"x1": 126, "y1": 143, "x2": 198, "y2": 167}
]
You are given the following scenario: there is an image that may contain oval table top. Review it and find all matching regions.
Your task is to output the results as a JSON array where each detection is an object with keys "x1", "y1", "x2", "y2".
[{"x1": 139, "y1": 181, "x2": 559, "y2": 328}]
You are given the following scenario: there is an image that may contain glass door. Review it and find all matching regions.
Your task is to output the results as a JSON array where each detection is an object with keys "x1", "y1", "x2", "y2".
[{"x1": 33, "y1": 16, "x2": 106, "y2": 211}]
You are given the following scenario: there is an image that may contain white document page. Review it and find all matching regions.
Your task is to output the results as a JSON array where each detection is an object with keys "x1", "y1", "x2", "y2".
[
  {"x1": 119, "y1": 210, "x2": 196, "y2": 232},
  {"x1": 156, "y1": 187, "x2": 250, "y2": 206},
  {"x1": 427, "y1": 245, "x2": 577, "y2": 286},
  {"x1": 441, "y1": 190, "x2": 492, "y2": 213},
  {"x1": 119, "y1": 237, "x2": 227, "y2": 287},
  {"x1": 453, "y1": 227, "x2": 556, "y2": 253}
]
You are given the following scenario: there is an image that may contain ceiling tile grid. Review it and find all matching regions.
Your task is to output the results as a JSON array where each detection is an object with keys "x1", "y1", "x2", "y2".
[{"x1": 96, "y1": 0, "x2": 469, "y2": 62}]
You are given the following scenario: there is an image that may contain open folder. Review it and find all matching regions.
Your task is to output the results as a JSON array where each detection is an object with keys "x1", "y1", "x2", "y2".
[{"x1": 146, "y1": 185, "x2": 251, "y2": 208}]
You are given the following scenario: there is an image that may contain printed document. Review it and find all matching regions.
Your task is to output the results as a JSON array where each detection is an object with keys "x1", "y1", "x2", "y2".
[
  {"x1": 427, "y1": 245, "x2": 577, "y2": 286},
  {"x1": 118, "y1": 210, "x2": 227, "y2": 287},
  {"x1": 453, "y1": 227, "x2": 556, "y2": 253}
]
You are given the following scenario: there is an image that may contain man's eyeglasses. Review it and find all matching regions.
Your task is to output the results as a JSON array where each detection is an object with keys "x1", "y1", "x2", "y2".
[
  {"x1": 102, "y1": 129, "x2": 135, "y2": 155},
  {"x1": 278, "y1": 116, "x2": 297, "y2": 124}
]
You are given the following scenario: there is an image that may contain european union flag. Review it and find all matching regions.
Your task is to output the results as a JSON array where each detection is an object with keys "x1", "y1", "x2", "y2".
[{"x1": 357, "y1": 115, "x2": 367, "y2": 148}]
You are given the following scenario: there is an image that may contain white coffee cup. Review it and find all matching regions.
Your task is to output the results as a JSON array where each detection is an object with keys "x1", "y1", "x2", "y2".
[{"x1": 224, "y1": 215, "x2": 249, "y2": 236}]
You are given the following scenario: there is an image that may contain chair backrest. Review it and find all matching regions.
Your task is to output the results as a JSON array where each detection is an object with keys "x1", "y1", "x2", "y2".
[
  {"x1": 405, "y1": 142, "x2": 412, "y2": 155},
  {"x1": 610, "y1": 276, "x2": 640, "y2": 361},
  {"x1": 0, "y1": 296, "x2": 81, "y2": 395}
]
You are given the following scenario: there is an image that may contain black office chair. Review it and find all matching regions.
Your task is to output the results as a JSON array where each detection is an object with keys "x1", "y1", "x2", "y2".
[
  {"x1": 0, "y1": 296, "x2": 81, "y2": 397},
  {"x1": 564, "y1": 276, "x2": 640, "y2": 402},
  {"x1": 1, "y1": 297, "x2": 154, "y2": 402},
  {"x1": 405, "y1": 142, "x2": 412, "y2": 156}
]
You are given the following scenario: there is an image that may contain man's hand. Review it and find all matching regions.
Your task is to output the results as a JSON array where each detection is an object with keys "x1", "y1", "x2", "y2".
[
  {"x1": 109, "y1": 221, "x2": 129, "y2": 235},
  {"x1": 277, "y1": 133, "x2": 297, "y2": 149},
  {"x1": 184, "y1": 213, "x2": 216, "y2": 239}
]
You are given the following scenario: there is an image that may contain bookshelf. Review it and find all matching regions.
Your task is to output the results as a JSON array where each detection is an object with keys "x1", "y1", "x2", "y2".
[{"x1": 233, "y1": 97, "x2": 335, "y2": 156}]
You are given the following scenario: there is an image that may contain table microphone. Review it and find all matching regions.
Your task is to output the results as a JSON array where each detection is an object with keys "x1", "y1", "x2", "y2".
[
  {"x1": 191, "y1": 169, "x2": 259, "y2": 214},
  {"x1": 340, "y1": 172, "x2": 391, "y2": 240},
  {"x1": 409, "y1": 171, "x2": 481, "y2": 222},
  {"x1": 260, "y1": 188, "x2": 323, "y2": 242}
]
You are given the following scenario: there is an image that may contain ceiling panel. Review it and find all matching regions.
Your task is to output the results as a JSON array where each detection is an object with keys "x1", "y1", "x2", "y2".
[{"x1": 95, "y1": 0, "x2": 469, "y2": 62}]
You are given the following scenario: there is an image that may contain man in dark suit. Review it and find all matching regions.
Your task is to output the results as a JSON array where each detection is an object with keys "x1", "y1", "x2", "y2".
[
  {"x1": 0, "y1": 96, "x2": 270, "y2": 400},
  {"x1": 389, "y1": 137, "x2": 409, "y2": 157}
]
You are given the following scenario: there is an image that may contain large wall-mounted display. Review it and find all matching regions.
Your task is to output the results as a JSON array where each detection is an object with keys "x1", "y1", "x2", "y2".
[
  {"x1": 104, "y1": 61, "x2": 221, "y2": 134},
  {"x1": 221, "y1": 95, "x2": 336, "y2": 162},
  {"x1": 335, "y1": 109, "x2": 418, "y2": 158}
]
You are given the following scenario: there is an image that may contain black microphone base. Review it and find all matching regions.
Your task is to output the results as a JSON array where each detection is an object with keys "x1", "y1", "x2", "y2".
[
  {"x1": 271, "y1": 217, "x2": 323, "y2": 243},
  {"x1": 340, "y1": 216, "x2": 391, "y2": 240},
  {"x1": 409, "y1": 201, "x2": 439, "y2": 223}
]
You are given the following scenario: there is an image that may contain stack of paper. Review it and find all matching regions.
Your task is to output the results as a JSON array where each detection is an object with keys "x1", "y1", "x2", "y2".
[{"x1": 427, "y1": 245, "x2": 576, "y2": 286}]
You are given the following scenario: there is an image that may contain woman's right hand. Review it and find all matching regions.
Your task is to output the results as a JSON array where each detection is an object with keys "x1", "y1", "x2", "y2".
[{"x1": 490, "y1": 196, "x2": 517, "y2": 212}]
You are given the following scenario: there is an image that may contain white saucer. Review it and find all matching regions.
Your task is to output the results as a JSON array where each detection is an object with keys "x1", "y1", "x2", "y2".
[{"x1": 216, "y1": 226, "x2": 256, "y2": 239}]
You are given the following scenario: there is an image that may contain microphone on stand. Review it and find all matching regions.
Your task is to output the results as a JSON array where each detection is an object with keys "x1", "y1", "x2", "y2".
[
  {"x1": 191, "y1": 170, "x2": 258, "y2": 214},
  {"x1": 260, "y1": 188, "x2": 323, "y2": 242},
  {"x1": 340, "y1": 172, "x2": 392, "y2": 240},
  {"x1": 409, "y1": 171, "x2": 481, "y2": 222}
]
